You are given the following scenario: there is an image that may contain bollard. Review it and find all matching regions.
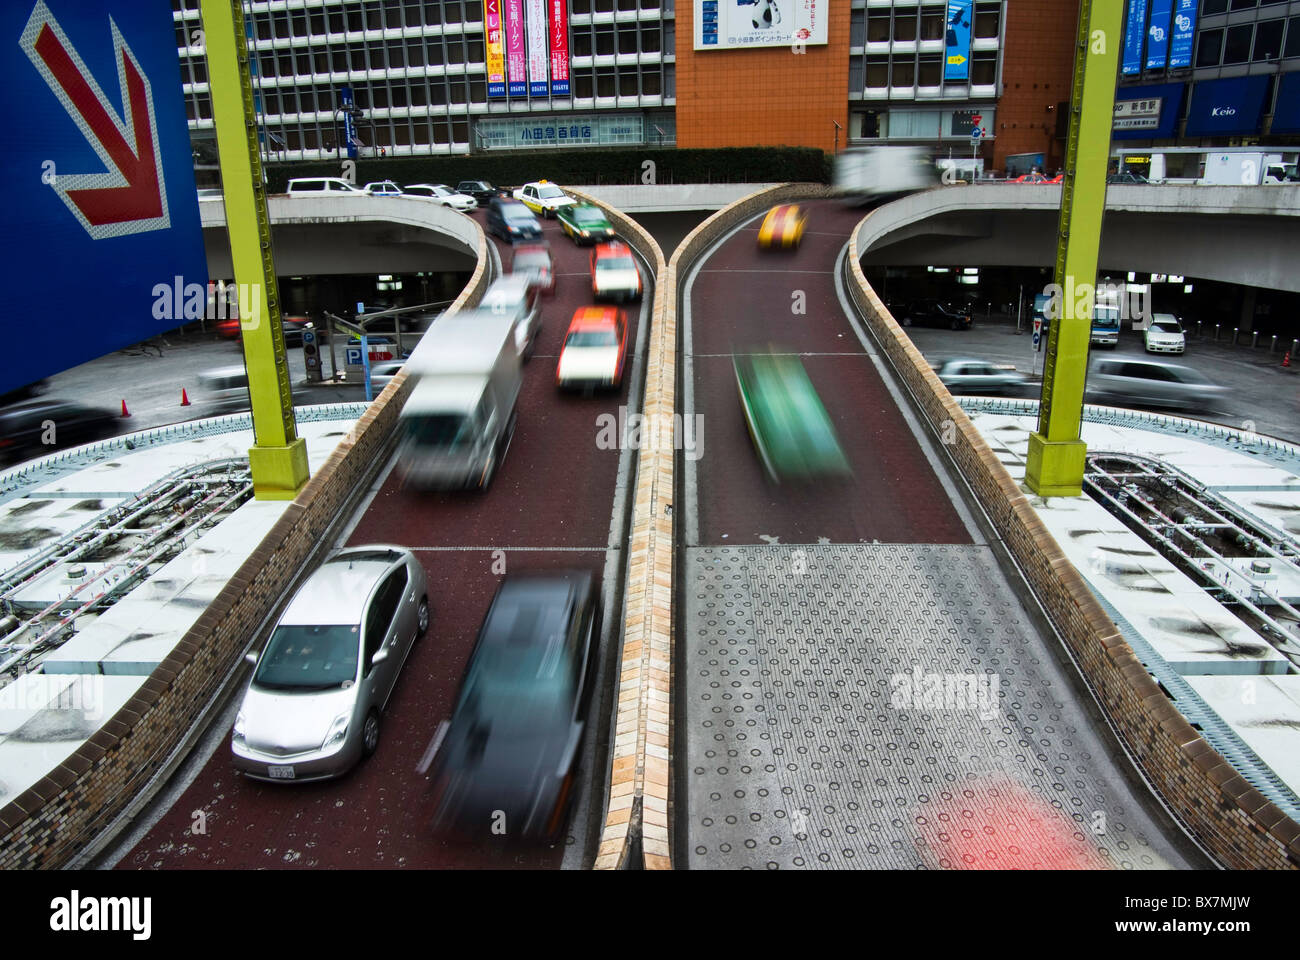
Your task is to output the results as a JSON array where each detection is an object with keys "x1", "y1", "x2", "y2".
[
  {"x1": 1252, "y1": 331, "x2": 1260, "y2": 348},
  {"x1": 1214, "y1": 324, "x2": 1221, "y2": 341},
  {"x1": 1292, "y1": 339, "x2": 1299, "y2": 358},
  {"x1": 1271, "y1": 335, "x2": 1278, "y2": 352},
  {"x1": 1195, "y1": 321, "x2": 1203, "y2": 339},
  {"x1": 1233, "y1": 327, "x2": 1240, "y2": 345}
]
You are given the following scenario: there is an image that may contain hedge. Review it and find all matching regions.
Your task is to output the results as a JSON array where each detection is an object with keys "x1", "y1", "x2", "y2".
[{"x1": 263, "y1": 146, "x2": 832, "y2": 192}]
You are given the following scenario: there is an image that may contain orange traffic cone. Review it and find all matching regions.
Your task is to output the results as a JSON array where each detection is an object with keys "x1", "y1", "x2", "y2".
[
  {"x1": 180, "y1": 387, "x2": 191, "y2": 406},
  {"x1": 1284, "y1": 351, "x2": 1291, "y2": 368},
  {"x1": 120, "y1": 399, "x2": 131, "y2": 417}
]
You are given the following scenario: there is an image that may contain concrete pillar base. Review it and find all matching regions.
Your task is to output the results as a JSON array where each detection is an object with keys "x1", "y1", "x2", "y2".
[
  {"x1": 248, "y1": 437, "x2": 310, "y2": 500},
  {"x1": 1024, "y1": 432, "x2": 1086, "y2": 498}
]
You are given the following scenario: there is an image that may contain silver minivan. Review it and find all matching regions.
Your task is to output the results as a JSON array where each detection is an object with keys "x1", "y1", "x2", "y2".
[
  {"x1": 286, "y1": 177, "x2": 364, "y2": 196},
  {"x1": 232, "y1": 545, "x2": 429, "y2": 782},
  {"x1": 1089, "y1": 358, "x2": 1229, "y2": 413},
  {"x1": 477, "y1": 275, "x2": 541, "y2": 359},
  {"x1": 197, "y1": 365, "x2": 250, "y2": 411}
]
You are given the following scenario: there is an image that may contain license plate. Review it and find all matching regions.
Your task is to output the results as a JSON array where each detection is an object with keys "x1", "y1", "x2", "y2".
[{"x1": 267, "y1": 765, "x2": 295, "y2": 780}]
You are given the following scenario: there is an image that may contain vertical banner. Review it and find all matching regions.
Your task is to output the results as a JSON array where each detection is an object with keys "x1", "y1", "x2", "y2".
[
  {"x1": 1168, "y1": 0, "x2": 1197, "y2": 68},
  {"x1": 943, "y1": 0, "x2": 973, "y2": 81},
  {"x1": 486, "y1": 0, "x2": 506, "y2": 97},
  {"x1": 526, "y1": 0, "x2": 549, "y2": 97},
  {"x1": 549, "y1": 0, "x2": 570, "y2": 96},
  {"x1": 339, "y1": 85, "x2": 357, "y2": 158},
  {"x1": 504, "y1": 0, "x2": 527, "y2": 96},
  {"x1": 1122, "y1": 0, "x2": 1148, "y2": 75},
  {"x1": 1145, "y1": 0, "x2": 1172, "y2": 70}
]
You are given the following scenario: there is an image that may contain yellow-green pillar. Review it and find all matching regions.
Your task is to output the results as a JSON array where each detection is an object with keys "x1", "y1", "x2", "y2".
[
  {"x1": 1024, "y1": 0, "x2": 1122, "y2": 498},
  {"x1": 200, "y1": 0, "x2": 308, "y2": 500}
]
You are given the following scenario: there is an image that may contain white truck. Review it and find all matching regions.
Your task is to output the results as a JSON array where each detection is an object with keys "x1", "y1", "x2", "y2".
[
  {"x1": 397, "y1": 309, "x2": 522, "y2": 491},
  {"x1": 834, "y1": 146, "x2": 936, "y2": 202},
  {"x1": 1200, "y1": 151, "x2": 1285, "y2": 186}
]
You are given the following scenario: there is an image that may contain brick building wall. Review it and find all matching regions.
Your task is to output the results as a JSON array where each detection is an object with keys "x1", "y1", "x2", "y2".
[
  {"x1": 674, "y1": 1, "x2": 851, "y2": 152},
  {"x1": 995, "y1": 0, "x2": 1078, "y2": 174}
]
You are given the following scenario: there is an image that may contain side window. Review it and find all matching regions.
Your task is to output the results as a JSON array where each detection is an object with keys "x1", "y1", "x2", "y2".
[{"x1": 363, "y1": 569, "x2": 409, "y2": 671}]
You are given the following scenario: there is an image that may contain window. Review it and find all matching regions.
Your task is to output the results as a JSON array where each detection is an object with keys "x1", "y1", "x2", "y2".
[
  {"x1": 574, "y1": 70, "x2": 594, "y2": 98},
  {"x1": 572, "y1": 0, "x2": 592, "y2": 10},
  {"x1": 894, "y1": 7, "x2": 918, "y2": 41},
  {"x1": 574, "y1": 31, "x2": 593, "y2": 56},
  {"x1": 1229, "y1": 0, "x2": 1255, "y2": 8},
  {"x1": 596, "y1": 26, "x2": 615, "y2": 55},
  {"x1": 888, "y1": 110, "x2": 940, "y2": 137},
  {"x1": 452, "y1": 119, "x2": 469, "y2": 143},
  {"x1": 597, "y1": 68, "x2": 616, "y2": 96},
  {"x1": 388, "y1": 43, "x2": 406, "y2": 69},
  {"x1": 1223, "y1": 23, "x2": 1253, "y2": 62},
  {"x1": 892, "y1": 58, "x2": 915, "y2": 87},
  {"x1": 850, "y1": 10, "x2": 865, "y2": 46},
  {"x1": 391, "y1": 86, "x2": 408, "y2": 107},
  {"x1": 1196, "y1": 27, "x2": 1223, "y2": 66},
  {"x1": 1202, "y1": 0, "x2": 1228, "y2": 12},
  {"x1": 867, "y1": 10, "x2": 890, "y2": 42},
  {"x1": 619, "y1": 24, "x2": 638, "y2": 53},
  {"x1": 620, "y1": 71, "x2": 638, "y2": 95},
  {"x1": 1287, "y1": 16, "x2": 1300, "y2": 57},
  {"x1": 918, "y1": 54, "x2": 941, "y2": 86},
  {"x1": 1253, "y1": 19, "x2": 1284, "y2": 59},
  {"x1": 642, "y1": 69, "x2": 661, "y2": 95},
  {"x1": 920, "y1": 9, "x2": 945, "y2": 41},
  {"x1": 407, "y1": 42, "x2": 425, "y2": 67},
  {"x1": 641, "y1": 26, "x2": 660, "y2": 53},
  {"x1": 370, "y1": 46, "x2": 386, "y2": 69},
  {"x1": 972, "y1": 50, "x2": 997, "y2": 85},
  {"x1": 866, "y1": 55, "x2": 889, "y2": 88},
  {"x1": 371, "y1": 87, "x2": 389, "y2": 109},
  {"x1": 859, "y1": 111, "x2": 882, "y2": 137},
  {"x1": 299, "y1": 90, "x2": 316, "y2": 113},
  {"x1": 974, "y1": 2, "x2": 1000, "y2": 39}
]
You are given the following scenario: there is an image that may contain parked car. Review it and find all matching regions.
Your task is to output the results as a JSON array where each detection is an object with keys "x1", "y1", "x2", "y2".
[
  {"x1": 1107, "y1": 171, "x2": 1150, "y2": 185},
  {"x1": 456, "y1": 180, "x2": 502, "y2": 203},
  {"x1": 513, "y1": 180, "x2": 576, "y2": 218},
  {"x1": 510, "y1": 243, "x2": 555, "y2": 297},
  {"x1": 486, "y1": 197, "x2": 542, "y2": 243},
  {"x1": 404, "y1": 183, "x2": 477, "y2": 212},
  {"x1": 363, "y1": 180, "x2": 405, "y2": 196},
  {"x1": 1012, "y1": 172, "x2": 1050, "y2": 184},
  {"x1": 555, "y1": 203, "x2": 616, "y2": 245},
  {"x1": 232, "y1": 545, "x2": 429, "y2": 782},
  {"x1": 557, "y1": 306, "x2": 629, "y2": 390},
  {"x1": 424, "y1": 572, "x2": 601, "y2": 842},
  {"x1": 286, "y1": 177, "x2": 365, "y2": 196},
  {"x1": 901, "y1": 299, "x2": 973, "y2": 330},
  {"x1": 1088, "y1": 357, "x2": 1228, "y2": 413},
  {"x1": 757, "y1": 204, "x2": 808, "y2": 250},
  {"x1": 934, "y1": 358, "x2": 1030, "y2": 395},
  {"x1": 589, "y1": 240, "x2": 642, "y2": 302},
  {"x1": 0, "y1": 398, "x2": 120, "y2": 466},
  {"x1": 1143, "y1": 313, "x2": 1186, "y2": 354}
]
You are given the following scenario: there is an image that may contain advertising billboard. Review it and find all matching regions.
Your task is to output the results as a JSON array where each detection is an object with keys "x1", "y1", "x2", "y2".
[
  {"x1": 693, "y1": 0, "x2": 828, "y2": 50},
  {"x1": 944, "y1": 0, "x2": 973, "y2": 82},
  {"x1": 486, "y1": 0, "x2": 506, "y2": 97},
  {"x1": 504, "y1": 0, "x2": 526, "y2": 96},
  {"x1": 1122, "y1": 0, "x2": 1148, "y2": 75},
  {"x1": 1145, "y1": 0, "x2": 1172, "y2": 70},
  {"x1": 549, "y1": 0, "x2": 569, "y2": 97},
  {"x1": 1168, "y1": 0, "x2": 1197, "y2": 69},
  {"x1": 526, "y1": 0, "x2": 548, "y2": 97}
]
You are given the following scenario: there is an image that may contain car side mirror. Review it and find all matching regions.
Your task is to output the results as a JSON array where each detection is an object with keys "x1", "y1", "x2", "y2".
[
  {"x1": 371, "y1": 648, "x2": 389, "y2": 666},
  {"x1": 245, "y1": 652, "x2": 258, "y2": 667}
]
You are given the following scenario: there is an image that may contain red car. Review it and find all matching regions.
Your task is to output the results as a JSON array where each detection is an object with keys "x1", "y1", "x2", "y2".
[
  {"x1": 1012, "y1": 173, "x2": 1050, "y2": 184},
  {"x1": 511, "y1": 243, "x2": 555, "y2": 296},
  {"x1": 556, "y1": 306, "x2": 629, "y2": 390},
  {"x1": 589, "y1": 240, "x2": 642, "y2": 302}
]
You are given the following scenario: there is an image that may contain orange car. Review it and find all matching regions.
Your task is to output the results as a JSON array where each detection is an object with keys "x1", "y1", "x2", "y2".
[
  {"x1": 757, "y1": 204, "x2": 807, "y2": 249},
  {"x1": 589, "y1": 240, "x2": 642, "y2": 302},
  {"x1": 556, "y1": 306, "x2": 629, "y2": 390}
]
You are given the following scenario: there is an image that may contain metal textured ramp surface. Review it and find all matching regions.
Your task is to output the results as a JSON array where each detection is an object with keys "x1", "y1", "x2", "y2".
[{"x1": 682, "y1": 544, "x2": 1195, "y2": 870}]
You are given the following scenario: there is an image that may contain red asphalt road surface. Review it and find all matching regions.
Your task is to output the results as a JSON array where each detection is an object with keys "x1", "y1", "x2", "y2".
[
  {"x1": 690, "y1": 200, "x2": 970, "y2": 546},
  {"x1": 121, "y1": 210, "x2": 638, "y2": 869}
]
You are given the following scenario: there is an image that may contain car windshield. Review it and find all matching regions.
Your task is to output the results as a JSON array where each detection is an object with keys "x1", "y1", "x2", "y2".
[
  {"x1": 596, "y1": 256, "x2": 635, "y2": 271},
  {"x1": 514, "y1": 252, "x2": 549, "y2": 270},
  {"x1": 567, "y1": 329, "x2": 618, "y2": 348},
  {"x1": 429, "y1": 186, "x2": 452, "y2": 196},
  {"x1": 407, "y1": 413, "x2": 475, "y2": 448},
  {"x1": 573, "y1": 207, "x2": 607, "y2": 224},
  {"x1": 506, "y1": 211, "x2": 536, "y2": 224},
  {"x1": 1153, "y1": 320, "x2": 1181, "y2": 333},
  {"x1": 537, "y1": 185, "x2": 565, "y2": 199},
  {"x1": 253, "y1": 624, "x2": 359, "y2": 691}
]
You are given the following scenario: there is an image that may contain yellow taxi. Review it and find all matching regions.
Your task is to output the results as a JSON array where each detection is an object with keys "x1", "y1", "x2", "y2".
[
  {"x1": 512, "y1": 180, "x2": 576, "y2": 218},
  {"x1": 757, "y1": 204, "x2": 808, "y2": 250}
]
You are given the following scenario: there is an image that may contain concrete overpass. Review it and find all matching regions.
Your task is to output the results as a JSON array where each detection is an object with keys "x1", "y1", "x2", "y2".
[{"x1": 856, "y1": 183, "x2": 1300, "y2": 295}]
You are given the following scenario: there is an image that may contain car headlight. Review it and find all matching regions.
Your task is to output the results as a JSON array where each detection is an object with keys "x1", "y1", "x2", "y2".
[
  {"x1": 509, "y1": 225, "x2": 519, "y2": 233},
  {"x1": 323, "y1": 713, "x2": 350, "y2": 750},
  {"x1": 580, "y1": 230, "x2": 589, "y2": 237}
]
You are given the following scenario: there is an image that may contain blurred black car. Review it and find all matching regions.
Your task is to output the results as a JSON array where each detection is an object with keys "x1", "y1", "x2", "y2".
[
  {"x1": 0, "y1": 399, "x2": 120, "y2": 465},
  {"x1": 455, "y1": 180, "x2": 504, "y2": 204},
  {"x1": 901, "y1": 299, "x2": 973, "y2": 330},
  {"x1": 425, "y1": 571, "x2": 601, "y2": 843},
  {"x1": 1107, "y1": 172, "x2": 1149, "y2": 185}
]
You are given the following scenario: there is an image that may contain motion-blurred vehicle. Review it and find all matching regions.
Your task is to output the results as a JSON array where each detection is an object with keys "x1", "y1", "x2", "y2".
[
  {"x1": 424, "y1": 571, "x2": 601, "y2": 843},
  {"x1": 589, "y1": 240, "x2": 642, "y2": 302},
  {"x1": 398, "y1": 309, "x2": 522, "y2": 489},
  {"x1": 1088, "y1": 357, "x2": 1228, "y2": 413},
  {"x1": 1012, "y1": 172, "x2": 1051, "y2": 184},
  {"x1": 213, "y1": 315, "x2": 312, "y2": 345},
  {"x1": 368, "y1": 359, "x2": 406, "y2": 393},
  {"x1": 478, "y1": 274, "x2": 542, "y2": 358},
  {"x1": 486, "y1": 197, "x2": 542, "y2": 243},
  {"x1": 834, "y1": 146, "x2": 935, "y2": 202},
  {"x1": 555, "y1": 202, "x2": 616, "y2": 245},
  {"x1": 1143, "y1": 314, "x2": 1186, "y2": 354},
  {"x1": 557, "y1": 307, "x2": 629, "y2": 390},
  {"x1": 197, "y1": 365, "x2": 252, "y2": 410},
  {"x1": 757, "y1": 204, "x2": 807, "y2": 250},
  {"x1": 1107, "y1": 171, "x2": 1149, "y2": 184},
  {"x1": 286, "y1": 177, "x2": 364, "y2": 196},
  {"x1": 0, "y1": 399, "x2": 120, "y2": 466},
  {"x1": 232, "y1": 545, "x2": 429, "y2": 782},
  {"x1": 933, "y1": 358, "x2": 1029, "y2": 395},
  {"x1": 900, "y1": 299, "x2": 973, "y2": 330},
  {"x1": 513, "y1": 180, "x2": 575, "y2": 218},
  {"x1": 363, "y1": 180, "x2": 404, "y2": 196},
  {"x1": 404, "y1": 183, "x2": 477, "y2": 212},
  {"x1": 510, "y1": 243, "x2": 555, "y2": 297},
  {"x1": 456, "y1": 180, "x2": 501, "y2": 203},
  {"x1": 733, "y1": 349, "x2": 851, "y2": 484}
]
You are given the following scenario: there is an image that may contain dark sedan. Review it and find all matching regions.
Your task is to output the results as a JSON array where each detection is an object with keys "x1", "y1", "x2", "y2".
[
  {"x1": 456, "y1": 180, "x2": 506, "y2": 204},
  {"x1": 0, "y1": 399, "x2": 120, "y2": 465},
  {"x1": 423, "y1": 572, "x2": 601, "y2": 843},
  {"x1": 900, "y1": 299, "x2": 973, "y2": 330}
]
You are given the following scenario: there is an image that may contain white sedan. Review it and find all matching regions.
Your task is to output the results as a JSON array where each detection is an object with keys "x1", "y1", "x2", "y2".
[
  {"x1": 404, "y1": 183, "x2": 477, "y2": 212},
  {"x1": 363, "y1": 180, "x2": 404, "y2": 196},
  {"x1": 1144, "y1": 314, "x2": 1186, "y2": 354}
]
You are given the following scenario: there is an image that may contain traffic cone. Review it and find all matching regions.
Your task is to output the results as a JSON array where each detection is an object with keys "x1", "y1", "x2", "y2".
[
  {"x1": 1284, "y1": 351, "x2": 1291, "y2": 368},
  {"x1": 120, "y1": 399, "x2": 131, "y2": 418},
  {"x1": 180, "y1": 387, "x2": 191, "y2": 406}
]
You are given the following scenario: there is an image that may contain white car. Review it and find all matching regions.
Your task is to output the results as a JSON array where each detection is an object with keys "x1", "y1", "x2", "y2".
[
  {"x1": 287, "y1": 177, "x2": 365, "y2": 196},
  {"x1": 1144, "y1": 313, "x2": 1186, "y2": 354},
  {"x1": 404, "y1": 183, "x2": 477, "y2": 212},
  {"x1": 363, "y1": 180, "x2": 405, "y2": 196},
  {"x1": 513, "y1": 180, "x2": 575, "y2": 218}
]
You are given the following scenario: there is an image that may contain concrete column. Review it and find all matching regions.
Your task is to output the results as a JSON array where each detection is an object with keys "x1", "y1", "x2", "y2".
[{"x1": 1239, "y1": 288, "x2": 1257, "y2": 333}]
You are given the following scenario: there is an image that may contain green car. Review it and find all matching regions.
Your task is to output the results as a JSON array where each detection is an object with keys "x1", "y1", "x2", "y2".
[
  {"x1": 733, "y1": 350, "x2": 851, "y2": 483},
  {"x1": 556, "y1": 203, "x2": 617, "y2": 245}
]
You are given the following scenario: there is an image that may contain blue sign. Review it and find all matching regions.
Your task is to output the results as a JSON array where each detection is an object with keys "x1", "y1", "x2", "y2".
[
  {"x1": 345, "y1": 346, "x2": 363, "y2": 366},
  {"x1": 339, "y1": 85, "x2": 357, "y2": 159},
  {"x1": 1112, "y1": 81, "x2": 1185, "y2": 139},
  {"x1": 1271, "y1": 72, "x2": 1300, "y2": 134},
  {"x1": 3, "y1": 0, "x2": 204, "y2": 396},
  {"x1": 1145, "y1": 0, "x2": 1172, "y2": 70},
  {"x1": 1122, "y1": 0, "x2": 1148, "y2": 75},
  {"x1": 1168, "y1": 0, "x2": 1197, "y2": 68},
  {"x1": 1184, "y1": 75, "x2": 1270, "y2": 136},
  {"x1": 943, "y1": 0, "x2": 973, "y2": 82}
]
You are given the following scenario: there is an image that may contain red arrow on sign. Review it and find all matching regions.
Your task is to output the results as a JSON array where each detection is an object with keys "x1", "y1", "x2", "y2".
[{"x1": 20, "y1": 1, "x2": 170, "y2": 239}]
